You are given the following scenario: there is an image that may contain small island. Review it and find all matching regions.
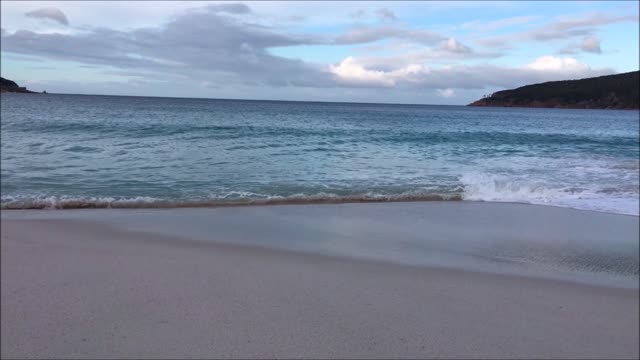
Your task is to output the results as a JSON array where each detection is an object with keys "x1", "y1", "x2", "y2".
[
  {"x1": 0, "y1": 77, "x2": 37, "y2": 93},
  {"x1": 468, "y1": 71, "x2": 639, "y2": 109}
]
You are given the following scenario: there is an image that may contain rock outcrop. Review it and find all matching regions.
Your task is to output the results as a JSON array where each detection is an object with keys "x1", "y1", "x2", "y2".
[{"x1": 0, "y1": 77, "x2": 36, "y2": 93}]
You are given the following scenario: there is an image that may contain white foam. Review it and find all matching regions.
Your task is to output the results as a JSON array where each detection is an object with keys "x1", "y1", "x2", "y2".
[{"x1": 458, "y1": 155, "x2": 640, "y2": 216}]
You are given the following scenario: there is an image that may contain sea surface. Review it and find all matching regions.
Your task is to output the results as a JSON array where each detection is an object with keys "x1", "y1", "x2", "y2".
[{"x1": 2, "y1": 93, "x2": 639, "y2": 215}]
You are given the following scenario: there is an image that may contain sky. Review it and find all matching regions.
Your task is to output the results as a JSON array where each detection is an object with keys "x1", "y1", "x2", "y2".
[{"x1": 1, "y1": 1, "x2": 638, "y2": 105}]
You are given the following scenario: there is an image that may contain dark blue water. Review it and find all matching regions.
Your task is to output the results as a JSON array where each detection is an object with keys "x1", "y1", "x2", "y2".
[{"x1": 2, "y1": 93, "x2": 638, "y2": 214}]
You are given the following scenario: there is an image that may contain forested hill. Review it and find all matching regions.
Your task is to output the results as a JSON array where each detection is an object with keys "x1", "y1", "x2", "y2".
[{"x1": 468, "y1": 71, "x2": 639, "y2": 109}]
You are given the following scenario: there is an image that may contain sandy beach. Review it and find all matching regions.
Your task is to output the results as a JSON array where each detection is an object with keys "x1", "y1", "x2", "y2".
[{"x1": 1, "y1": 202, "x2": 639, "y2": 359}]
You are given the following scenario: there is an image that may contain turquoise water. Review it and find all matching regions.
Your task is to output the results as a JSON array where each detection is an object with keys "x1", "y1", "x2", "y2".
[{"x1": 1, "y1": 94, "x2": 638, "y2": 214}]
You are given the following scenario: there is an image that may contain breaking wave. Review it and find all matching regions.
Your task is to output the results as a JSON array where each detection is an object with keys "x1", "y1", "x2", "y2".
[
  {"x1": 0, "y1": 192, "x2": 463, "y2": 210},
  {"x1": 461, "y1": 172, "x2": 639, "y2": 215},
  {"x1": 3, "y1": 181, "x2": 637, "y2": 215}
]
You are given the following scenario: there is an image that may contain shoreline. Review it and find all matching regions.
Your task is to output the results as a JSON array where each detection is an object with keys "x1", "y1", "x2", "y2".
[
  {"x1": 2, "y1": 215, "x2": 637, "y2": 290},
  {"x1": 1, "y1": 194, "x2": 464, "y2": 210},
  {"x1": 2, "y1": 206, "x2": 638, "y2": 358},
  {"x1": 3, "y1": 202, "x2": 638, "y2": 287},
  {"x1": 2, "y1": 197, "x2": 638, "y2": 217}
]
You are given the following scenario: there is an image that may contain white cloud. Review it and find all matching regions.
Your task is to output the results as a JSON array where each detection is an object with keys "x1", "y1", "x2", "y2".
[
  {"x1": 330, "y1": 57, "x2": 394, "y2": 86},
  {"x1": 1, "y1": 1, "x2": 633, "y2": 104},
  {"x1": 524, "y1": 55, "x2": 589, "y2": 72},
  {"x1": 329, "y1": 56, "x2": 428, "y2": 86},
  {"x1": 437, "y1": 88, "x2": 455, "y2": 97},
  {"x1": 441, "y1": 38, "x2": 472, "y2": 53},
  {"x1": 330, "y1": 55, "x2": 610, "y2": 90}
]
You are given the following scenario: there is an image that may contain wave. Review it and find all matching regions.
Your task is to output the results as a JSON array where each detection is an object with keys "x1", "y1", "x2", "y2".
[
  {"x1": 460, "y1": 172, "x2": 639, "y2": 215},
  {"x1": 3, "y1": 186, "x2": 637, "y2": 215},
  {"x1": 0, "y1": 192, "x2": 463, "y2": 210},
  {"x1": 3, "y1": 164, "x2": 637, "y2": 215}
]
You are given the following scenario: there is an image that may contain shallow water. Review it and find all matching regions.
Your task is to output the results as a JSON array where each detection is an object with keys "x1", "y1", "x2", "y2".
[
  {"x1": 3, "y1": 203, "x2": 638, "y2": 288},
  {"x1": 2, "y1": 93, "x2": 638, "y2": 214}
]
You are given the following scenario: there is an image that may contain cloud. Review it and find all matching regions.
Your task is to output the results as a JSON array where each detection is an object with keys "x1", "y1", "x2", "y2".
[
  {"x1": 349, "y1": 10, "x2": 366, "y2": 19},
  {"x1": 5, "y1": 6, "x2": 455, "y2": 89},
  {"x1": 550, "y1": 12, "x2": 638, "y2": 32},
  {"x1": 333, "y1": 26, "x2": 444, "y2": 45},
  {"x1": 558, "y1": 36, "x2": 602, "y2": 55},
  {"x1": 347, "y1": 40, "x2": 500, "y2": 71},
  {"x1": 287, "y1": 15, "x2": 306, "y2": 22},
  {"x1": 329, "y1": 55, "x2": 612, "y2": 90},
  {"x1": 1, "y1": 3, "x2": 621, "y2": 99},
  {"x1": 478, "y1": 12, "x2": 638, "y2": 47},
  {"x1": 329, "y1": 56, "x2": 428, "y2": 86},
  {"x1": 524, "y1": 56, "x2": 589, "y2": 71},
  {"x1": 24, "y1": 7, "x2": 69, "y2": 26},
  {"x1": 2, "y1": 9, "x2": 332, "y2": 88},
  {"x1": 437, "y1": 88, "x2": 455, "y2": 97},
  {"x1": 462, "y1": 16, "x2": 537, "y2": 32},
  {"x1": 206, "y1": 3, "x2": 251, "y2": 14},
  {"x1": 377, "y1": 8, "x2": 398, "y2": 21},
  {"x1": 580, "y1": 36, "x2": 602, "y2": 53},
  {"x1": 440, "y1": 38, "x2": 472, "y2": 54}
]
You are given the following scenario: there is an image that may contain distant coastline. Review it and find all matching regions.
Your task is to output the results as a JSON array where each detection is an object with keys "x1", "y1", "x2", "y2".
[
  {"x1": 3, "y1": 73, "x2": 640, "y2": 109},
  {"x1": 468, "y1": 71, "x2": 639, "y2": 110}
]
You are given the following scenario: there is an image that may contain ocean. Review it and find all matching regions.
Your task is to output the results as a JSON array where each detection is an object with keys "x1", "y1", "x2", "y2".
[{"x1": 1, "y1": 93, "x2": 638, "y2": 215}]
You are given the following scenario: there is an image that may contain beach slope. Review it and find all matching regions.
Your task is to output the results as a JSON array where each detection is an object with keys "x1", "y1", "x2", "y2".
[{"x1": 1, "y1": 204, "x2": 639, "y2": 359}]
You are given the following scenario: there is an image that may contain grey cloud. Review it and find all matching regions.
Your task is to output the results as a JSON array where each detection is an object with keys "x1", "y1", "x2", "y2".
[
  {"x1": 2, "y1": 10, "x2": 333, "y2": 88},
  {"x1": 350, "y1": 40, "x2": 499, "y2": 71},
  {"x1": 334, "y1": 26, "x2": 444, "y2": 45},
  {"x1": 377, "y1": 8, "x2": 398, "y2": 21},
  {"x1": 25, "y1": 7, "x2": 69, "y2": 25},
  {"x1": 287, "y1": 15, "x2": 306, "y2": 22},
  {"x1": 334, "y1": 27, "x2": 399, "y2": 44},
  {"x1": 349, "y1": 10, "x2": 366, "y2": 19},
  {"x1": 549, "y1": 13, "x2": 638, "y2": 32},
  {"x1": 25, "y1": 66, "x2": 57, "y2": 70},
  {"x1": 462, "y1": 16, "x2": 537, "y2": 32},
  {"x1": 478, "y1": 12, "x2": 638, "y2": 47},
  {"x1": 1, "y1": 3, "x2": 615, "y2": 96},
  {"x1": 558, "y1": 36, "x2": 602, "y2": 55},
  {"x1": 479, "y1": 28, "x2": 591, "y2": 48},
  {"x1": 580, "y1": 36, "x2": 602, "y2": 53},
  {"x1": 1, "y1": 51, "x2": 46, "y2": 62},
  {"x1": 206, "y1": 3, "x2": 251, "y2": 14}
]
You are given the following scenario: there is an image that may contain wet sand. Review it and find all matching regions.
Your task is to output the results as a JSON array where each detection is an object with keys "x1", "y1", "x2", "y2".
[{"x1": 1, "y1": 203, "x2": 639, "y2": 359}]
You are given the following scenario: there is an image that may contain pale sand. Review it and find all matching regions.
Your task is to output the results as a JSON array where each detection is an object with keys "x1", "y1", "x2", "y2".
[{"x1": 1, "y1": 204, "x2": 639, "y2": 359}]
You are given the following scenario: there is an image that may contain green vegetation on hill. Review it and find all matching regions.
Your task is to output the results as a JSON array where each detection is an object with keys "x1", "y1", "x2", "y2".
[{"x1": 469, "y1": 71, "x2": 639, "y2": 109}]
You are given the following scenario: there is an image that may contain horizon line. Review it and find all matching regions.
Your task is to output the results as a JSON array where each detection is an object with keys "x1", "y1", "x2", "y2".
[{"x1": 2, "y1": 90, "x2": 468, "y2": 107}]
